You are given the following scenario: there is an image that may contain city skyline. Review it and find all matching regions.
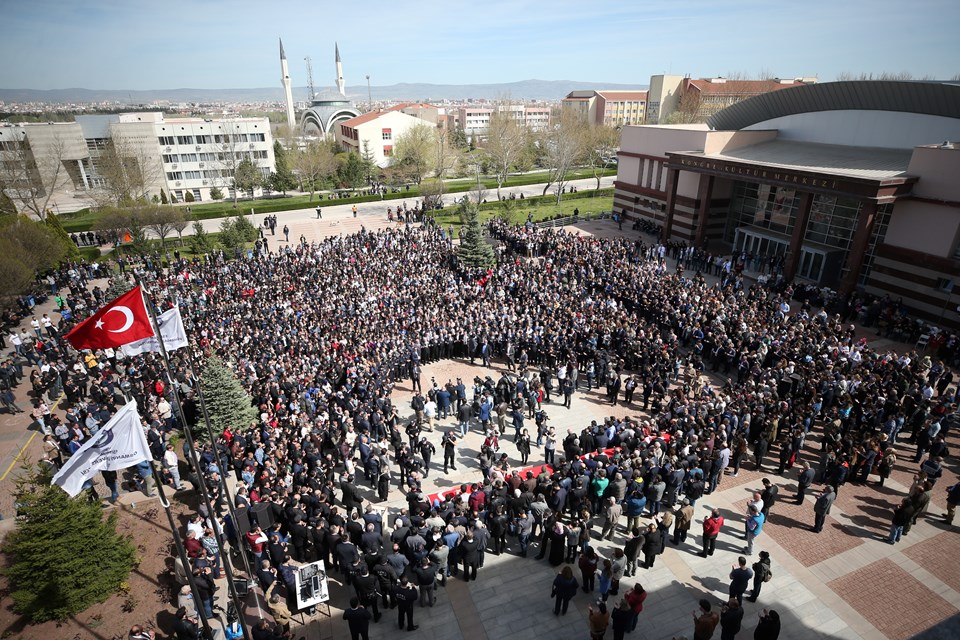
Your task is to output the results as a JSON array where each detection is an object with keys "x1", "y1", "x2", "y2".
[{"x1": 0, "y1": 0, "x2": 957, "y2": 91}]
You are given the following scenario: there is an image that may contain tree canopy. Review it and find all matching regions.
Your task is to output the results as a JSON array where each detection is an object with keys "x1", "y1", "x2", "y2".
[
  {"x1": 456, "y1": 201, "x2": 496, "y2": 268},
  {"x1": 200, "y1": 355, "x2": 258, "y2": 435},
  {"x1": 2, "y1": 464, "x2": 137, "y2": 622}
]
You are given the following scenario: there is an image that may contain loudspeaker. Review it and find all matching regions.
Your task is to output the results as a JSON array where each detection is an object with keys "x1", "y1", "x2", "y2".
[
  {"x1": 249, "y1": 501, "x2": 275, "y2": 530},
  {"x1": 234, "y1": 506, "x2": 253, "y2": 536}
]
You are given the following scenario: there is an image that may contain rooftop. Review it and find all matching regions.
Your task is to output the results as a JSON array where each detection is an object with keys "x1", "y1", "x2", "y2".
[{"x1": 686, "y1": 139, "x2": 913, "y2": 179}]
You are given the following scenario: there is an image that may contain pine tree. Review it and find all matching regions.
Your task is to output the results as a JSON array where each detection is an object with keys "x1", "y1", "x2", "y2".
[
  {"x1": 456, "y1": 201, "x2": 496, "y2": 268},
  {"x1": 105, "y1": 275, "x2": 134, "y2": 300},
  {"x1": 200, "y1": 355, "x2": 258, "y2": 434},
  {"x1": 43, "y1": 212, "x2": 81, "y2": 261},
  {"x1": 3, "y1": 465, "x2": 137, "y2": 622},
  {"x1": 160, "y1": 189, "x2": 168, "y2": 205}
]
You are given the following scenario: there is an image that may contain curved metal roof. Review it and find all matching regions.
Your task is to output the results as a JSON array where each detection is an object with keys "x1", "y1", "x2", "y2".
[{"x1": 707, "y1": 81, "x2": 960, "y2": 131}]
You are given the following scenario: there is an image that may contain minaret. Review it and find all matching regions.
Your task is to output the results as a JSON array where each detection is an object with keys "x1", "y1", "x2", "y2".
[
  {"x1": 335, "y1": 42, "x2": 345, "y2": 97},
  {"x1": 280, "y1": 38, "x2": 296, "y2": 131}
]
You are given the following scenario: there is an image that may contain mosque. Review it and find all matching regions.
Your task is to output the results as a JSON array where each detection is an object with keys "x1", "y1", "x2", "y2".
[{"x1": 280, "y1": 39, "x2": 360, "y2": 137}]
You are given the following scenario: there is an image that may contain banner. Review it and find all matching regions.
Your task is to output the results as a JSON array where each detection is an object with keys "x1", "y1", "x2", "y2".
[
  {"x1": 121, "y1": 305, "x2": 188, "y2": 356},
  {"x1": 52, "y1": 400, "x2": 152, "y2": 497}
]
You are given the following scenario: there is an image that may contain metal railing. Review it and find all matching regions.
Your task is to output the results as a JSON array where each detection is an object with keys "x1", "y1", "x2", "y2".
[{"x1": 533, "y1": 210, "x2": 612, "y2": 228}]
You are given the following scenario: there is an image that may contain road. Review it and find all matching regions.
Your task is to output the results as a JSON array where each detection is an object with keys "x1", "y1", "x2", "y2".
[{"x1": 192, "y1": 175, "x2": 616, "y2": 245}]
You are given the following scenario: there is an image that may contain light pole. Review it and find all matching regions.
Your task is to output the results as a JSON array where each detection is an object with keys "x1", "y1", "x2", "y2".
[{"x1": 366, "y1": 75, "x2": 372, "y2": 110}]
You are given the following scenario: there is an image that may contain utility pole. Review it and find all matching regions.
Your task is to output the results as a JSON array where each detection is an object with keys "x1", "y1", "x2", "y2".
[{"x1": 366, "y1": 74, "x2": 372, "y2": 109}]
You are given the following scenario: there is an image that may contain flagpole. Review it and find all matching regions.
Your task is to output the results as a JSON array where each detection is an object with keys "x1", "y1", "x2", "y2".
[
  {"x1": 149, "y1": 462, "x2": 216, "y2": 639},
  {"x1": 161, "y1": 280, "x2": 254, "y2": 581},
  {"x1": 135, "y1": 278, "x2": 251, "y2": 640}
]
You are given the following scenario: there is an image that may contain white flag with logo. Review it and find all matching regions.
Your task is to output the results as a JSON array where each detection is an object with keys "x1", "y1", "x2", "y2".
[
  {"x1": 52, "y1": 400, "x2": 152, "y2": 497},
  {"x1": 121, "y1": 305, "x2": 188, "y2": 356}
]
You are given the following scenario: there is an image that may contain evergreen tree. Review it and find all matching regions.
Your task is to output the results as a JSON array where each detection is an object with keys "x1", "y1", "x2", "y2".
[
  {"x1": 270, "y1": 141, "x2": 296, "y2": 194},
  {"x1": 2, "y1": 465, "x2": 137, "y2": 622},
  {"x1": 184, "y1": 190, "x2": 195, "y2": 203},
  {"x1": 209, "y1": 186, "x2": 224, "y2": 201},
  {"x1": 189, "y1": 220, "x2": 215, "y2": 255},
  {"x1": 105, "y1": 275, "x2": 134, "y2": 300},
  {"x1": 160, "y1": 189, "x2": 168, "y2": 205},
  {"x1": 43, "y1": 212, "x2": 81, "y2": 261},
  {"x1": 456, "y1": 201, "x2": 496, "y2": 268},
  {"x1": 200, "y1": 355, "x2": 257, "y2": 434}
]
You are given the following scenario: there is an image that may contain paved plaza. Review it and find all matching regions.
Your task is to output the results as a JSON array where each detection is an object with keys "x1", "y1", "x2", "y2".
[{"x1": 287, "y1": 353, "x2": 960, "y2": 640}]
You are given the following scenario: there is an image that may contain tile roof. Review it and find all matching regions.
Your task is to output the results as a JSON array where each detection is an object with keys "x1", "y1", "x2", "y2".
[
  {"x1": 596, "y1": 91, "x2": 648, "y2": 101},
  {"x1": 686, "y1": 79, "x2": 805, "y2": 96}
]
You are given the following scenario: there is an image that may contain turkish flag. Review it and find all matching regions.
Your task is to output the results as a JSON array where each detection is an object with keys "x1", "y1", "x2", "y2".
[{"x1": 64, "y1": 286, "x2": 155, "y2": 351}]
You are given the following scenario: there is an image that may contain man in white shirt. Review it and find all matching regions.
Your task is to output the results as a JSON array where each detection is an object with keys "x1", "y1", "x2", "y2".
[
  {"x1": 30, "y1": 317, "x2": 42, "y2": 338},
  {"x1": 423, "y1": 399, "x2": 437, "y2": 432},
  {"x1": 163, "y1": 444, "x2": 184, "y2": 490}
]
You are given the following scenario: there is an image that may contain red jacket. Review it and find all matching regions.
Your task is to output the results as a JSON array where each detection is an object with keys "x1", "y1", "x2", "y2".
[
  {"x1": 703, "y1": 515, "x2": 724, "y2": 537},
  {"x1": 625, "y1": 588, "x2": 647, "y2": 614}
]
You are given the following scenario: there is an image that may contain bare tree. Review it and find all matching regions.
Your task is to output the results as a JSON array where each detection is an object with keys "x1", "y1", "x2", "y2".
[
  {"x1": 483, "y1": 109, "x2": 528, "y2": 200},
  {"x1": 539, "y1": 109, "x2": 586, "y2": 204},
  {"x1": 213, "y1": 120, "x2": 249, "y2": 206},
  {"x1": 582, "y1": 125, "x2": 619, "y2": 190},
  {"x1": 290, "y1": 140, "x2": 336, "y2": 201},
  {"x1": 144, "y1": 206, "x2": 186, "y2": 252},
  {"x1": 432, "y1": 127, "x2": 462, "y2": 202},
  {"x1": 87, "y1": 137, "x2": 160, "y2": 208},
  {"x1": 0, "y1": 129, "x2": 73, "y2": 219},
  {"x1": 173, "y1": 212, "x2": 190, "y2": 246}
]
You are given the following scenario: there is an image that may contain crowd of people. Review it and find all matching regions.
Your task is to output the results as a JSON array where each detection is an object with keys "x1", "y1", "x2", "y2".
[{"x1": 3, "y1": 218, "x2": 956, "y2": 640}]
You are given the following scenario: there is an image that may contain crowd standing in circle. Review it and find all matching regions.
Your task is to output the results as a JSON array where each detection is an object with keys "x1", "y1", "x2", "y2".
[{"x1": 4, "y1": 216, "x2": 957, "y2": 640}]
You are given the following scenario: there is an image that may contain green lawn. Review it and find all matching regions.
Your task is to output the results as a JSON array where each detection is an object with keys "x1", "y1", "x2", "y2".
[
  {"x1": 432, "y1": 189, "x2": 613, "y2": 230},
  {"x1": 58, "y1": 168, "x2": 616, "y2": 233}
]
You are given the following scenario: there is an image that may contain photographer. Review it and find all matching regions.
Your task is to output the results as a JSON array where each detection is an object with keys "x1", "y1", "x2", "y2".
[{"x1": 173, "y1": 606, "x2": 201, "y2": 640}]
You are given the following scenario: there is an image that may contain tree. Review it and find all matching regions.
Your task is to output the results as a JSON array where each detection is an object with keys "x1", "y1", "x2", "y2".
[
  {"x1": 200, "y1": 355, "x2": 258, "y2": 433},
  {"x1": 188, "y1": 220, "x2": 215, "y2": 255},
  {"x1": 233, "y1": 158, "x2": 263, "y2": 199},
  {"x1": 335, "y1": 151, "x2": 367, "y2": 189},
  {"x1": 582, "y1": 125, "x2": 620, "y2": 189},
  {"x1": 218, "y1": 213, "x2": 258, "y2": 252},
  {"x1": 432, "y1": 127, "x2": 462, "y2": 201},
  {"x1": 0, "y1": 128, "x2": 72, "y2": 219},
  {"x1": 209, "y1": 186, "x2": 224, "y2": 201},
  {"x1": 0, "y1": 216, "x2": 72, "y2": 310},
  {"x1": 88, "y1": 137, "x2": 159, "y2": 208},
  {"x1": 160, "y1": 188, "x2": 168, "y2": 205},
  {"x1": 173, "y1": 213, "x2": 189, "y2": 246},
  {"x1": 2, "y1": 464, "x2": 137, "y2": 622},
  {"x1": 456, "y1": 201, "x2": 496, "y2": 268},
  {"x1": 144, "y1": 206, "x2": 186, "y2": 252},
  {"x1": 92, "y1": 207, "x2": 150, "y2": 254},
  {"x1": 392, "y1": 123, "x2": 435, "y2": 184},
  {"x1": 451, "y1": 126, "x2": 469, "y2": 151},
  {"x1": 44, "y1": 213, "x2": 80, "y2": 262},
  {"x1": 184, "y1": 190, "x2": 195, "y2": 203},
  {"x1": 484, "y1": 110, "x2": 529, "y2": 200},
  {"x1": 360, "y1": 140, "x2": 378, "y2": 183},
  {"x1": 290, "y1": 140, "x2": 336, "y2": 200},
  {"x1": 269, "y1": 140, "x2": 296, "y2": 194},
  {"x1": 539, "y1": 110, "x2": 586, "y2": 203}
]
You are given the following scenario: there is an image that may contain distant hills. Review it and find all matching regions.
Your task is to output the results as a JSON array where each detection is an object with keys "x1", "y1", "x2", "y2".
[{"x1": 0, "y1": 79, "x2": 648, "y2": 104}]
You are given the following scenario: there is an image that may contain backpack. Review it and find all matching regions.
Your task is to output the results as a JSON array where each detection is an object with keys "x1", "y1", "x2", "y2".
[{"x1": 763, "y1": 567, "x2": 773, "y2": 582}]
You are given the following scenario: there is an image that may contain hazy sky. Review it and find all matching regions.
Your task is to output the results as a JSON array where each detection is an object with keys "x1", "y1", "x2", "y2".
[{"x1": 1, "y1": 0, "x2": 956, "y2": 90}]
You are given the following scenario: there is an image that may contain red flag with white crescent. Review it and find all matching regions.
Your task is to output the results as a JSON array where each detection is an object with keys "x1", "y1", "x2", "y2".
[{"x1": 64, "y1": 285, "x2": 155, "y2": 350}]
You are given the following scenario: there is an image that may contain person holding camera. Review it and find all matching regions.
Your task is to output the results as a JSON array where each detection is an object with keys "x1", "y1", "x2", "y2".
[{"x1": 173, "y1": 607, "x2": 201, "y2": 640}]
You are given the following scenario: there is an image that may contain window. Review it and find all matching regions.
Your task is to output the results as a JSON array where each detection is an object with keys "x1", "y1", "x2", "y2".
[
  {"x1": 162, "y1": 154, "x2": 178, "y2": 163},
  {"x1": 195, "y1": 135, "x2": 211, "y2": 144},
  {"x1": 166, "y1": 171, "x2": 183, "y2": 181},
  {"x1": 203, "y1": 170, "x2": 220, "y2": 179},
  {"x1": 936, "y1": 278, "x2": 955, "y2": 293},
  {"x1": 200, "y1": 153, "x2": 216, "y2": 161},
  {"x1": 179, "y1": 153, "x2": 198, "y2": 163},
  {"x1": 176, "y1": 135, "x2": 194, "y2": 145},
  {"x1": 250, "y1": 133, "x2": 266, "y2": 142},
  {"x1": 382, "y1": 128, "x2": 392, "y2": 141},
  {"x1": 158, "y1": 136, "x2": 175, "y2": 146},
  {"x1": 192, "y1": 189, "x2": 202, "y2": 201},
  {"x1": 383, "y1": 145, "x2": 393, "y2": 157},
  {"x1": 252, "y1": 150, "x2": 268, "y2": 159},
  {"x1": 184, "y1": 171, "x2": 201, "y2": 180},
  {"x1": 174, "y1": 190, "x2": 184, "y2": 200}
]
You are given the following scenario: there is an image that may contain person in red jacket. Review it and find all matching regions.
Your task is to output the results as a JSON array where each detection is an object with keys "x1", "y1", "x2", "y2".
[
  {"x1": 624, "y1": 582, "x2": 647, "y2": 631},
  {"x1": 700, "y1": 508, "x2": 724, "y2": 557}
]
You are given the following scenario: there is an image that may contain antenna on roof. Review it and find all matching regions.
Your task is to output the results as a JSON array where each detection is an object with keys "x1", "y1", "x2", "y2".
[{"x1": 304, "y1": 56, "x2": 316, "y2": 101}]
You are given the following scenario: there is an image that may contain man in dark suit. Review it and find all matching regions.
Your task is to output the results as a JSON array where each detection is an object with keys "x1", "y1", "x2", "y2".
[
  {"x1": 760, "y1": 478, "x2": 778, "y2": 519},
  {"x1": 728, "y1": 556, "x2": 753, "y2": 605},
  {"x1": 795, "y1": 462, "x2": 815, "y2": 504},
  {"x1": 813, "y1": 486, "x2": 836, "y2": 533},
  {"x1": 343, "y1": 597, "x2": 373, "y2": 640}
]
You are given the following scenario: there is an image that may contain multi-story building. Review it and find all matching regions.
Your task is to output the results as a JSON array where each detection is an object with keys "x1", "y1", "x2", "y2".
[
  {"x1": 561, "y1": 90, "x2": 647, "y2": 127},
  {"x1": 456, "y1": 104, "x2": 552, "y2": 140},
  {"x1": 459, "y1": 107, "x2": 493, "y2": 140},
  {"x1": 0, "y1": 112, "x2": 275, "y2": 207},
  {"x1": 613, "y1": 80, "x2": 960, "y2": 327},
  {"x1": 336, "y1": 109, "x2": 425, "y2": 168},
  {"x1": 646, "y1": 75, "x2": 816, "y2": 124}
]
